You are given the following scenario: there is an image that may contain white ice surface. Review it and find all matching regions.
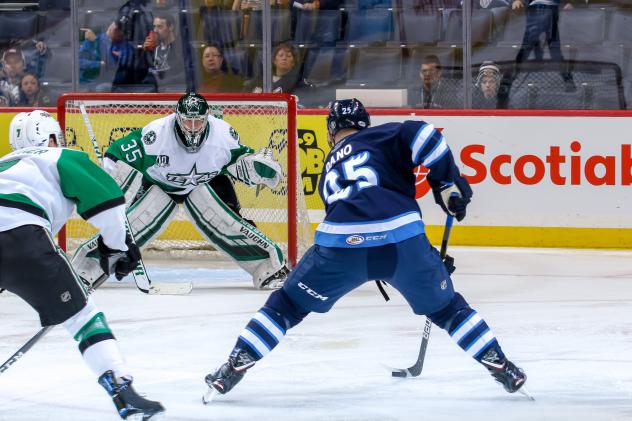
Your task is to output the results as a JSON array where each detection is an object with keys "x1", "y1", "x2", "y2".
[{"x1": 1, "y1": 247, "x2": 632, "y2": 421}]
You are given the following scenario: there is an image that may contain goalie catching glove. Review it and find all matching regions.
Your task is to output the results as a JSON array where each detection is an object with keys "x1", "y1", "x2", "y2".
[
  {"x1": 97, "y1": 235, "x2": 142, "y2": 280},
  {"x1": 228, "y1": 148, "x2": 282, "y2": 189},
  {"x1": 432, "y1": 174, "x2": 473, "y2": 222}
]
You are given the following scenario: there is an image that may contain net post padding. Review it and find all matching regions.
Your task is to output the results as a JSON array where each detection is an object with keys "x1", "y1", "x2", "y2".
[{"x1": 57, "y1": 93, "x2": 309, "y2": 266}]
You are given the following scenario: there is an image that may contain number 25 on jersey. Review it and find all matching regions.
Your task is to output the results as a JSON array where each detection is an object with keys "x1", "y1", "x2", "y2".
[{"x1": 322, "y1": 151, "x2": 378, "y2": 204}]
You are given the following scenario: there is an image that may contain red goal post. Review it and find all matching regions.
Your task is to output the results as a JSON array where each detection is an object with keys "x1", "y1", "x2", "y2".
[{"x1": 57, "y1": 92, "x2": 310, "y2": 267}]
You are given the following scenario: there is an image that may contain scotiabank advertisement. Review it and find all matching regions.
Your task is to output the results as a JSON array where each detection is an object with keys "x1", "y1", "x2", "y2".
[{"x1": 299, "y1": 111, "x2": 632, "y2": 249}]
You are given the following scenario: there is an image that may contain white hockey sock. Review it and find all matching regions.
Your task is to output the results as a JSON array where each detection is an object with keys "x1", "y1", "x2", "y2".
[{"x1": 63, "y1": 298, "x2": 130, "y2": 378}]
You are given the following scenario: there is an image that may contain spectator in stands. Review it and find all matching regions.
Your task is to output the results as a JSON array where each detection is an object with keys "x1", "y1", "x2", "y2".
[
  {"x1": 79, "y1": 21, "x2": 135, "y2": 91},
  {"x1": 413, "y1": 54, "x2": 459, "y2": 109},
  {"x1": 17, "y1": 73, "x2": 52, "y2": 107},
  {"x1": 0, "y1": 48, "x2": 26, "y2": 106},
  {"x1": 472, "y1": 61, "x2": 500, "y2": 109},
  {"x1": 199, "y1": 44, "x2": 245, "y2": 93},
  {"x1": 142, "y1": 14, "x2": 184, "y2": 90},
  {"x1": 252, "y1": 42, "x2": 303, "y2": 94},
  {"x1": 233, "y1": 0, "x2": 289, "y2": 40},
  {"x1": 79, "y1": 27, "x2": 105, "y2": 84},
  {"x1": 497, "y1": 0, "x2": 576, "y2": 107},
  {"x1": 118, "y1": 0, "x2": 155, "y2": 89}
]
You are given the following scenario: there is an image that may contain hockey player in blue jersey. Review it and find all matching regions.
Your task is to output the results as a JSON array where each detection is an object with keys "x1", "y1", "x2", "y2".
[{"x1": 203, "y1": 98, "x2": 527, "y2": 400}]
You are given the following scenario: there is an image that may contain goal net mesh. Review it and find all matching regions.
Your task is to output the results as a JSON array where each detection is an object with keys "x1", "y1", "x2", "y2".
[{"x1": 58, "y1": 94, "x2": 311, "y2": 264}]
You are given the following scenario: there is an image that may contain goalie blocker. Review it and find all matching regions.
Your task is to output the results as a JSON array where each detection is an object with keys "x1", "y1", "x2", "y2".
[{"x1": 73, "y1": 161, "x2": 288, "y2": 290}]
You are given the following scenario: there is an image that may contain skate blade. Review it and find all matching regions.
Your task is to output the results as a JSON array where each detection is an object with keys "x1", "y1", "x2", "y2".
[
  {"x1": 202, "y1": 387, "x2": 219, "y2": 405},
  {"x1": 124, "y1": 412, "x2": 165, "y2": 421},
  {"x1": 518, "y1": 385, "x2": 535, "y2": 401}
]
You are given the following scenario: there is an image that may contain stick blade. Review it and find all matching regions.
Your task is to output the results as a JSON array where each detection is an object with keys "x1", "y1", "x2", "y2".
[{"x1": 148, "y1": 282, "x2": 193, "y2": 295}]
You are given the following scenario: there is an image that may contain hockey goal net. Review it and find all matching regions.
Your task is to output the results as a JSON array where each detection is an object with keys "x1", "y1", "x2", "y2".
[{"x1": 57, "y1": 93, "x2": 311, "y2": 266}]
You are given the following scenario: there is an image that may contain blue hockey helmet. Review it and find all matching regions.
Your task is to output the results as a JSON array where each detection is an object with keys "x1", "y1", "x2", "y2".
[{"x1": 326, "y1": 98, "x2": 370, "y2": 138}]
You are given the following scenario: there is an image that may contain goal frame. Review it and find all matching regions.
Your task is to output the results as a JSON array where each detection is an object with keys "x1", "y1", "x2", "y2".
[{"x1": 56, "y1": 92, "x2": 300, "y2": 267}]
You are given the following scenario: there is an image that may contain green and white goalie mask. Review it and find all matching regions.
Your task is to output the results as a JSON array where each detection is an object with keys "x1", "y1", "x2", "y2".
[{"x1": 175, "y1": 92, "x2": 210, "y2": 153}]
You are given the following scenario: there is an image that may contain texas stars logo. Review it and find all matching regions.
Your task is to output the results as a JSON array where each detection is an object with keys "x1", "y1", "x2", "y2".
[
  {"x1": 166, "y1": 164, "x2": 217, "y2": 186},
  {"x1": 142, "y1": 130, "x2": 157, "y2": 145},
  {"x1": 184, "y1": 95, "x2": 203, "y2": 111}
]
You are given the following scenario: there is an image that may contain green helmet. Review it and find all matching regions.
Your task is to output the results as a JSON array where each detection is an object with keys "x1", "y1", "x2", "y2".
[{"x1": 175, "y1": 92, "x2": 210, "y2": 153}]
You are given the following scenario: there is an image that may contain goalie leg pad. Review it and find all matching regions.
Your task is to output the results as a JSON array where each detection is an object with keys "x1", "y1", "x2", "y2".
[
  {"x1": 72, "y1": 186, "x2": 177, "y2": 285},
  {"x1": 126, "y1": 185, "x2": 178, "y2": 249},
  {"x1": 184, "y1": 184, "x2": 287, "y2": 289},
  {"x1": 105, "y1": 159, "x2": 144, "y2": 206}
]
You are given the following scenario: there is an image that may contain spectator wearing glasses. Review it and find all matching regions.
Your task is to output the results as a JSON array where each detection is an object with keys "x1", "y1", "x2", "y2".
[
  {"x1": 413, "y1": 55, "x2": 459, "y2": 109},
  {"x1": 199, "y1": 44, "x2": 245, "y2": 93}
]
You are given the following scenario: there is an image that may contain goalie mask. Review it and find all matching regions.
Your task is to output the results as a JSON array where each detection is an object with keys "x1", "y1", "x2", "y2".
[
  {"x1": 9, "y1": 110, "x2": 64, "y2": 151},
  {"x1": 175, "y1": 92, "x2": 210, "y2": 153},
  {"x1": 326, "y1": 98, "x2": 370, "y2": 146}
]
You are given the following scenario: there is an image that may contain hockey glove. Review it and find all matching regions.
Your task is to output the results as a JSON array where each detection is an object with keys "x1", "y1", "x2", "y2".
[
  {"x1": 97, "y1": 235, "x2": 142, "y2": 280},
  {"x1": 432, "y1": 175, "x2": 473, "y2": 222},
  {"x1": 228, "y1": 148, "x2": 282, "y2": 189}
]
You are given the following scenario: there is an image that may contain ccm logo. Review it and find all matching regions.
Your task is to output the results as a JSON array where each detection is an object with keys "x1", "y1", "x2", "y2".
[{"x1": 298, "y1": 282, "x2": 328, "y2": 301}]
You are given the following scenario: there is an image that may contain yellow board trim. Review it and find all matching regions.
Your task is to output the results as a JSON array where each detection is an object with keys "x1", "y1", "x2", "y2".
[{"x1": 423, "y1": 225, "x2": 632, "y2": 249}]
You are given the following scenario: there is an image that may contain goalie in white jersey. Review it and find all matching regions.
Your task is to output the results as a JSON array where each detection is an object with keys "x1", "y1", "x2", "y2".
[
  {"x1": 0, "y1": 111, "x2": 164, "y2": 420},
  {"x1": 73, "y1": 92, "x2": 288, "y2": 289}
]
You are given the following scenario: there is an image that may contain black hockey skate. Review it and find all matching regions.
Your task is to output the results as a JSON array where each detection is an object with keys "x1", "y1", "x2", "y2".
[
  {"x1": 98, "y1": 370, "x2": 165, "y2": 420},
  {"x1": 480, "y1": 348, "x2": 531, "y2": 398},
  {"x1": 260, "y1": 265, "x2": 289, "y2": 289},
  {"x1": 203, "y1": 349, "x2": 256, "y2": 404}
]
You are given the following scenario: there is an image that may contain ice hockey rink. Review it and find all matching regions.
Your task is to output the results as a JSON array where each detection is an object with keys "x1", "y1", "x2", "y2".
[{"x1": 1, "y1": 246, "x2": 631, "y2": 421}]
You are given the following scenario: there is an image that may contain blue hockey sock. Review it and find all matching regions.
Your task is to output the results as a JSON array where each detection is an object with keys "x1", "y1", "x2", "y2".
[
  {"x1": 234, "y1": 307, "x2": 287, "y2": 361},
  {"x1": 447, "y1": 308, "x2": 505, "y2": 361},
  {"x1": 429, "y1": 292, "x2": 505, "y2": 362}
]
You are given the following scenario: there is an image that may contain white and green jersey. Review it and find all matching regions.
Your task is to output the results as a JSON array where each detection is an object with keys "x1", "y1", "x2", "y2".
[
  {"x1": 104, "y1": 114, "x2": 254, "y2": 196},
  {"x1": 0, "y1": 147, "x2": 128, "y2": 250}
]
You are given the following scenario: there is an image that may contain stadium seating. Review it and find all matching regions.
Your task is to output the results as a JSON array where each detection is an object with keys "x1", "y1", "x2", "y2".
[
  {"x1": 442, "y1": 9, "x2": 493, "y2": 46},
  {"x1": 38, "y1": 10, "x2": 71, "y2": 47},
  {"x1": 559, "y1": 9, "x2": 606, "y2": 46},
  {"x1": 345, "y1": 9, "x2": 393, "y2": 45},
  {"x1": 393, "y1": 11, "x2": 441, "y2": 46},
  {"x1": 0, "y1": 11, "x2": 38, "y2": 42},
  {"x1": 302, "y1": 47, "x2": 349, "y2": 87},
  {"x1": 201, "y1": 8, "x2": 242, "y2": 47},
  {"x1": 607, "y1": 10, "x2": 632, "y2": 46},
  {"x1": 38, "y1": 0, "x2": 70, "y2": 10},
  {"x1": 243, "y1": 10, "x2": 292, "y2": 46},
  {"x1": 293, "y1": 10, "x2": 341, "y2": 47},
  {"x1": 42, "y1": 47, "x2": 73, "y2": 83},
  {"x1": 346, "y1": 46, "x2": 402, "y2": 87},
  {"x1": 498, "y1": 9, "x2": 525, "y2": 46}
]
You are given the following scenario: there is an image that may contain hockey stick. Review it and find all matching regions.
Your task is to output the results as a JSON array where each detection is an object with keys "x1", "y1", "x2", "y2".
[
  {"x1": 390, "y1": 214, "x2": 454, "y2": 378},
  {"x1": 78, "y1": 104, "x2": 192, "y2": 295},
  {"x1": 0, "y1": 273, "x2": 108, "y2": 376}
]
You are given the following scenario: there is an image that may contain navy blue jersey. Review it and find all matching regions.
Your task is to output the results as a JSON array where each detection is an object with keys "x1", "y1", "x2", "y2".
[{"x1": 315, "y1": 120, "x2": 462, "y2": 248}]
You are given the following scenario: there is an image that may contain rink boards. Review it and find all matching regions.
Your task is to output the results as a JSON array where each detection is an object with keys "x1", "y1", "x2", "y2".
[{"x1": 0, "y1": 108, "x2": 630, "y2": 249}]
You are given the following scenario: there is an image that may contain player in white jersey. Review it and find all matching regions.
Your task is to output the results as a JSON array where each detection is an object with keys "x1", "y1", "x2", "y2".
[
  {"x1": 0, "y1": 111, "x2": 164, "y2": 420},
  {"x1": 72, "y1": 92, "x2": 288, "y2": 290}
]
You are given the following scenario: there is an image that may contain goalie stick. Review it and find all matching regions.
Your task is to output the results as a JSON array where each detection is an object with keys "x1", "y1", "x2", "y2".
[
  {"x1": 389, "y1": 214, "x2": 454, "y2": 378},
  {"x1": 78, "y1": 104, "x2": 192, "y2": 296},
  {"x1": 0, "y1": 274, "x2": 108, "y2": 376}
]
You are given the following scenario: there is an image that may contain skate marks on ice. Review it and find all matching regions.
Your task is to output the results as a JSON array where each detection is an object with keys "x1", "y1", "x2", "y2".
[{"x1": 2, "y1": 248, "x2": 632, "y2": 420}]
